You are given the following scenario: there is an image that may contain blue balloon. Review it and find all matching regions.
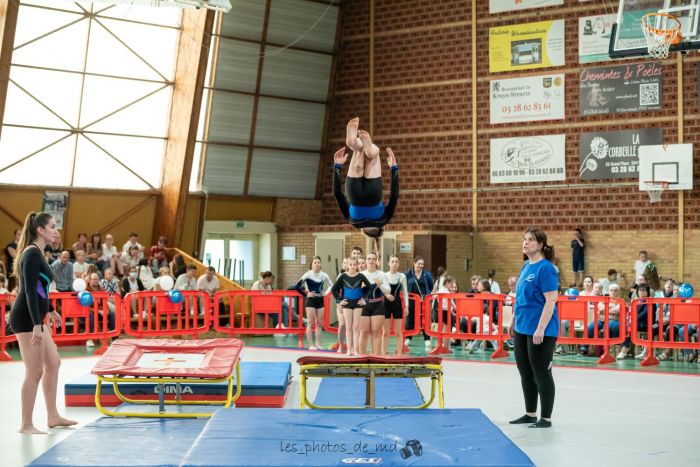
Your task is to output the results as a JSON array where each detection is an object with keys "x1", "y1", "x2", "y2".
[
  {"x1": 564, "y1": 288, "x2": 580, "y2": 297},
  {"x1": 678, "y1": 283, "x2": 694, "y2": 298},
  {"x1": 77, "y1": 291, "x2": 94, "y2": 307},
  {"x1": 167, "y1": 289, "x2": 183, "y2": 304}
]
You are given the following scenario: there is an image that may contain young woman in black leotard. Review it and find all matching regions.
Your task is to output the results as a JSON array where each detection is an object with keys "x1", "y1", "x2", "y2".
[
  {"x1": 9, "y1": 212, "x2": 77, "y2": 434},
  {"x1": 331, "y1": 257, "x2": 371, "y2": 356}
]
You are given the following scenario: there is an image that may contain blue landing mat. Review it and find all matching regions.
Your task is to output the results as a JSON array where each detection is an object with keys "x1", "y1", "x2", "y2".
[
  {"x1": 28, "y1": 417, "x2": 208, "y2": 467},
  {"x1": 182, "y1": 408, "x2": 535, "y2": 466},
  {"x1": 65, "y1": 361, "x2": 292, "y2": 396},
  {"x1": 313, "y1": 377, "x2": 425, "y2": 407}
]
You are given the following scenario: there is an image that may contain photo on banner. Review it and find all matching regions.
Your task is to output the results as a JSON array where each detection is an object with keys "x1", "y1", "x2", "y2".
[
  {"x1": 490, "y1": 74, "x2": 565, "y2": 124},
  {"x1": 490, "y1": 135, "x2": 566, "y2": 184},
  {"x1": 489, "y1": 20, "x2": 565, "y2": 73},
  {"x1": 489, "y1": 0, "x2": 563, "y2": 14},
  {"x1": 579, "y1": 62, "x2": 663, "y2": 115},
  {"x1": 579, "y1": 14, "x2": 617, "y2": 63},
  {"x1": 579, "y1": 128, "x2": 663, "y2": 180},
  {"x1": 42, "y1": 191, "x2": 68, "y2": 229}
]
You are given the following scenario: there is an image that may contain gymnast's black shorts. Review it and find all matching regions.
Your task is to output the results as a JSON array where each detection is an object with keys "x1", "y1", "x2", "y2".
[
  {"x1": 384, "y1": 298, "x2": 403, "y2": 319},
  {"x1": 345, "y1": 176, "x2": 383, "y2": 206},
  {"x1": 304, "y1": 296, "x2": 324, "y2": 309},
  {"x1": 362, "y1": 299, "x2": 385, "y2": 317}
]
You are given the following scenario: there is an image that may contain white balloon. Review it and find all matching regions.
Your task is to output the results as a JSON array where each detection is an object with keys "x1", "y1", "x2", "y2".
[
  {"x1": 160, "y1": 275, "x2": 174, "y2": 291},
  {"x1": 73, "y1": 278, "x2": 87, "y2": 292}
]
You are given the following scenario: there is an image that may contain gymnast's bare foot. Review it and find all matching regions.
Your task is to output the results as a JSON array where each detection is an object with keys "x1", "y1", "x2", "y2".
[
  {"x1": 359, "y1": 130, "x2": 379, "y2": 158},
  {"x1": 19, "y1": 425, "x2": 47, "y2": 434},
  {"x1": 47, "y1": 416, "x2": 78, "y2": 428},
  {"x1": 346, "y1": 117, "x2": 362, "y2": 151}
]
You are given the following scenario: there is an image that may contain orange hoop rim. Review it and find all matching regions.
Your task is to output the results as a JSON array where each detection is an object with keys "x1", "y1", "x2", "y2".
[
  {"x1": 641, "y1": 12, "x2": 683, "y2": 44},
  {"x1": 644, "y1": 180, "x2": 674, "y2": 189}
]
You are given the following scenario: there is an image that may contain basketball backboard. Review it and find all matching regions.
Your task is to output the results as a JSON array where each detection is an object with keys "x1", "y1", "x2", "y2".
[
  {"x1": 610, "y1": 0, "x2": 700, "y2": 58},
  {"x1": 638, "y1": 143, "x2": 694, "y2": 191}
]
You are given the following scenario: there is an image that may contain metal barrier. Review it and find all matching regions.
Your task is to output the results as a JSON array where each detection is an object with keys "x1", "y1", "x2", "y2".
[
  {"x1": 423, "y1": 293, "x2": 509, "y2": 359},
  {"x1": 213, "y1": 290, "x2": 305, "y2": 347},
  {"x1": 630, "y1": 297, "x2": 700, "y2": 366},
  {"x1": 0, "y1": 294, "x2": 15, "y2": 361},
  {"x1": 557, "y1": 295, "x2": 628, "y2": 364},
  {"x1": 123, "y1": 290, "x2": 210, "y2": 339},
  {"x1": 49, "y1": 292, "x2": 123, "y2": 355}
]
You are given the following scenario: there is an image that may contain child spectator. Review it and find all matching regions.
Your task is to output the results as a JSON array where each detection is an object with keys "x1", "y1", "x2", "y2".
[
  {"x1": 599, "y1": 269, "x2": 626, "y2": 295},
  {"x1": 122, "y1": 232, "x2": 144, "y2": 259},
  {"x1": 170, "y1": 254, "x2": 186, "y2": 278},
  {"x1": 571, "y1": 229, "x2": 585, "y2": 287},
  {"x1": 137, "y1": 259, "x2": 155, "y2": 290},
  {"x1": 149, "y1": 236, "x2": 169, "y2": 274},
  {"x1": 101, "y1": 234, "x2": 121, "y2": 275},
  {"x1": 73, "y1": 250, "x2": 89, "y2": 279}
]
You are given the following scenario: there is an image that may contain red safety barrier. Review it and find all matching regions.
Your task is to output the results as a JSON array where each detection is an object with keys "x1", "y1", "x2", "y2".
[
  {"x1": 557, "y1": 295, "x2": 627, "y2": 364},
  {"x1": 423, "y1": 293, "x2": 509, "y2": 359},
  {"x1": 213, "y1": 290, "x2": 305, "y2": 347},
  {"x1": 0, "y1": 294, "x2": 15, "y2": 361},
  {"x1": 631, "y1": 297, "x2": 700, "y2": 366},
  {"x1": 49, "y1": 292, "x2": 123, "y2": 355},
  {"x1": 123, "y1": 290, "x2": 210, "y2": 339}
]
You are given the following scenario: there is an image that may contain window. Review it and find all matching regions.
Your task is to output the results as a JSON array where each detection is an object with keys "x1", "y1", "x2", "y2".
[{"x1": 0, "y1": 1, "x2": 181, "y2": 189}]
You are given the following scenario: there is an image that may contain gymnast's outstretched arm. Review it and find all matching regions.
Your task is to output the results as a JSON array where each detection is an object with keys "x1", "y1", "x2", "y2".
[
  {"x1": 332, "y1": 147, "x2": 350, "y2": 220},
  {"x1": 383, "y1": 147, "x2": 400, "y2": 222}
]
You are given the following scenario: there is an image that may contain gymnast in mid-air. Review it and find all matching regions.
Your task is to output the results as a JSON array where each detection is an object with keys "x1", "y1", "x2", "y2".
[{"x1": 333, "y1": 117, "x2": 399, "y2": 242}]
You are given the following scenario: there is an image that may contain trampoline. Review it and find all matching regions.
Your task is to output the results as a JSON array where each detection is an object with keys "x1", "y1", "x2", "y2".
[
  {"x1": 91, "y1": 338, "x2": 243, "y2": 418},
  {"x1": 297, "y1": 355, "x2": 443, "y2": 409}
]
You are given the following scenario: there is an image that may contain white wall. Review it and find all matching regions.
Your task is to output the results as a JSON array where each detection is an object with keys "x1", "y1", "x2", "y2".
[{"x1": 200, "y1": 221, "x2": 277, "y2": 279}]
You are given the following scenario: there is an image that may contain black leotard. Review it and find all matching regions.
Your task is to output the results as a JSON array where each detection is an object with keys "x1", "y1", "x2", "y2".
[
  {"x1": 333, "y1": 164, "x2": 399, "y2": 229},
  {"x1": 9, "y1": 246, "x2": 53, "y2": 333},
  {"x1": 331, "y1": 273, "x2": 371, "y2": 309}
]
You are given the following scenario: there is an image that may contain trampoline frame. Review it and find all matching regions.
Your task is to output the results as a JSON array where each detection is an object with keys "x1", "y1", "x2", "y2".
[
  {"x1": 95, "y1": 359, "x2": 241, "y2": 418},
  {"x1": 299, "y1": 362, "x2": 444, "y2": 410}
]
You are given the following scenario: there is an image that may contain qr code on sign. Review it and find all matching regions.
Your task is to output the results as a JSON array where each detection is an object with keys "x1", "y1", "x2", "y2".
[{"x1": 639, "y1": 83, "x2": 659, "y2": 106}]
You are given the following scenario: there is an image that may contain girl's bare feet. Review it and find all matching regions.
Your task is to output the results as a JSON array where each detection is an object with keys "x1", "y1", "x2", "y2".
[
  {"x1": 48, "y1": 416, "x2": 78, "y2": 428},
  {"x1": 346, "y1": 117, "x2": 362, "y2": 151},
  {"x1": 19, "y1": 425, "x2": 47, "y2": 434},
  {"x1": 358, "y1": 130, "x2": 379, "y2": 158}
]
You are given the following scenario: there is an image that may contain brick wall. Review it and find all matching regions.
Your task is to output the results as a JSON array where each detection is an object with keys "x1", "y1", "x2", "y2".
[{"x1": 316, "y1": 0, "x2": 699, "y2": 283}]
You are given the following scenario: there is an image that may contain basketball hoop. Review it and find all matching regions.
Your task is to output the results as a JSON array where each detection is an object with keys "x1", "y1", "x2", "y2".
[
  {"x1": 644, "y1": 181, "x2": 669, "y2": 203},
  {"x1": 641, "y1": 13, "x2": 682, "y2": 59}
]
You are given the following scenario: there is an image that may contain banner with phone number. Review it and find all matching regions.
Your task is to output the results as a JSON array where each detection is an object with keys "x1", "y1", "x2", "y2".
[{"x1": 490, "y1": 74, "x2": 564, "y2": 124}]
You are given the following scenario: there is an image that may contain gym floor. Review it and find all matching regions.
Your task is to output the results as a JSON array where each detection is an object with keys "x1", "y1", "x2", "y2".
[{"x1": 0, "y1": 341, "x2": 697, "y2": 467}]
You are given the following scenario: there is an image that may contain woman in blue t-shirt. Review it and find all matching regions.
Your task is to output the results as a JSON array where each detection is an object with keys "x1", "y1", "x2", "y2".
[{"x1": 508, "y1": 228, "x2": 559, "y2": 429}]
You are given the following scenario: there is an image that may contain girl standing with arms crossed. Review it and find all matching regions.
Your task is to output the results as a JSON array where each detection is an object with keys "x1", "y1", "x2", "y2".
[
  {"x1": 10, "y1": 212, "x2": 77, "y2": 434},
  {"x1": 508, "y1": 228, "x2": 559, "y2": 429}
]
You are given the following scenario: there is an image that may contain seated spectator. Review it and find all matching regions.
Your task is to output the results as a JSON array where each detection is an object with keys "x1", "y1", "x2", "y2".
[
  {"x1": 617, "y1": 284, "x2": 655, "y2": 359},
  {"x1": 87, "y1": 233, "x2": 102, "y2": 264},
  {"x1": 71, "y1": 232, "x2": 89, "y2": 260},
  {"x1": 465, "y1": 279, "x2": 499, "y2": 352},
  {"x1": 44, "y1": 232, "x2": 62, "y2": 263},
  {"x1": 100, "y1": 268, "x2": 120, "y2": 295},
  {"x1": 487, "y1": 269, "x2": 501, "y2": 294},
  {"x1": 0, "y1": 273, "x2": 8, "y2": 294},
  {"x1": 122, "y1": 232, "x2": 144, "y2": 259},
  {"x1": 579, "y1": 276, "x2": 595, "y2": 296},
  {"x1": 101, "y1": 234, "x2": 121, "y2": 275},
  {"x1": 434, "y1": 275, "x2": 457, "y2": 350},
  {"x1": 4, "y1": 228, "x2": 20, "y2": 290},
  {"x1": 73, "y1": 250, "x2": 89, "y2": 279},
  {"x1": 599, "y1": 269, "x2": 626, "y2": 295},
  {"x1": 0, "y1": 259, "x2": 5, "y2": 277},
  {"x1": 51, "y1": 250, "x2": 74, "y2": 292},
  {"x1": 592, "y1": 282, "x2": 603, "y2": 296},
  {"x1": 85, "y1": 273, "x2": 115, "y2": 349},
  {"x1": 137, "y1": 259, "x2": 155, "y2": 290},
  {"x1": 679, "y1": 324, "x2": 698, "y2": 363},
  {"x1": 466, "y1": 275, "x2": 481, "y2": 293},
  {"x1": 654, "y1": 279, "x2": 677, "y2": 361},
  {"x1": 197, "y1": 266, "x2": 220, "y2": 315},
  {"x1": 580, "y1": 284, "x2": 623, "y2": 355},
  {"x1": 119, "y1": 245, "x2": 141, "y2": 273},
  {"x1": 251, "y1": 271, "x2": 288, "y2": 328},
  {"x1": 170, "y1": 254, "x2": 186, "y2": 278},
  {"x1": 149, "y1": 236, "x2": 169, "y2": 274},
  {"x1": 84, "y1": 264, "x2": 99, "y2": 281},
  {"x1": 629, "y1": 274, "x2": 652, "y2": 300},
  {"x1": 153, "y1": 267, "x2": 173, "y2": 291},
  {"x1": 175, "y1": 264, "x2": 197, "y2": 290},
  {"x1": 120, "y1": 266, "x2": 146, "y2": 298}
]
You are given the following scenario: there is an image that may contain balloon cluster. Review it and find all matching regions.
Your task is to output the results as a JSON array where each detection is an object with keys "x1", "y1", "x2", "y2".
[
  {"x1": 73, "y1": 278, "x2": 93, "y2": 306},
  {"x1": 564, "y1": 287, "x2": 580, "y2": 297}
]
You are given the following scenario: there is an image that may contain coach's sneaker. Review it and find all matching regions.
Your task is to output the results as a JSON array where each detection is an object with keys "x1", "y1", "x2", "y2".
[
  {"x1": 404, "y1": 338, "x2": 411, "y2": 347},
  {"x1": 85, "y1": 340, "x2": 95, "y2": 347}
]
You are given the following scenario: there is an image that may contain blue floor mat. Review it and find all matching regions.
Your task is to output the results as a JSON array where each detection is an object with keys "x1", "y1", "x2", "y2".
[{"x1": 313, "y1": 377, "x2": 425, "y2": 407}]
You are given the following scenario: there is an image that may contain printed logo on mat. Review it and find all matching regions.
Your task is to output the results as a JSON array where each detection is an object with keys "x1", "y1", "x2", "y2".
[{"x1": 341, "y1": 459, "x2": 382, "y2": 464}]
